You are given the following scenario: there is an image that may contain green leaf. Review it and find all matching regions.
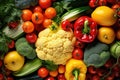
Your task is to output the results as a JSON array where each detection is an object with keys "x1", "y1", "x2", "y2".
[
  {"x1": 15, "y1": 38, "x2": 36, "y2": 59},
  {"x1": 0, "y1": 31, "x2": 11, "y2": 54},
  {"x1": 43, "y1": 60, "x2": 58, "y2": 71}
]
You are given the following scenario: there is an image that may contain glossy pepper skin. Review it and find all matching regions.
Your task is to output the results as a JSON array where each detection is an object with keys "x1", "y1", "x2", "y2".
[
  {"x1": 74, "y1": 16, "x2": 97, "y2": 43},
  {"x1": 65, "y1": 58, "x2": 87, "y2": 80}
]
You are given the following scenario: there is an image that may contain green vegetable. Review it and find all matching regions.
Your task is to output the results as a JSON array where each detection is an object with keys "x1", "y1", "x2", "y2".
[
  {"x1": 84, "y1": 42, "x2": 110, "y2": 68},
  {"x1": 15, "y1": 38, "x2": 36, "y2": 59},
  {"x1": 13, "y1": 58, "x2": 42, "y2": 77},
  {"x1": 2, "y1": 20, "x2": 24, "y2": 40},
  {"x1": 0, "y1": 0, "x2": 21, "y2": 29},
  {"x1": 0, "y1": 31, "x2": 11, "y2": 56},
  {"x1": 15, "y1": 0, "x2": 38, "y2": 9},
  {"x1": 52, "y1": 0, "x2": 90, "y2": 24},
  {"x1": 110, "y1": 41, "x2": 120, "y2": 58},
  {"x1": 42, "y1": 60, "x2": 58, "y2": 71},
  {"x1": 61, "y1": 6, "x2": 90, "y2": 22}
]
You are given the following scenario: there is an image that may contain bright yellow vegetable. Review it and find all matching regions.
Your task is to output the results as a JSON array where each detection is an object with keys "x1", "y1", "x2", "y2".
[
  {"x1": 91, "y1": 6, "x2": 117, "y2": 26},
  {"x1": 65, "y1": 58, "x2": 87, "y2": 80},
  {"x1": 97, "y1": 27, "x2": 115, "y2": 44}
]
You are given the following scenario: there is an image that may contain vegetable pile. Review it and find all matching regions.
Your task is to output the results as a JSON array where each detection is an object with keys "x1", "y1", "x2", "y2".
[{"x1": 0, "y1": 0, "x2": 120, "y2": 80}]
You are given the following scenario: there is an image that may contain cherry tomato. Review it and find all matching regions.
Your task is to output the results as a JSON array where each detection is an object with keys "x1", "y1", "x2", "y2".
[
  {"x1": 92, "y1": 74, "x2": 100, "y2": 80},
  {"x1": 96, "y1": 68, "x2": 106, "y2": 77},
  {"x1": 45, "y1": 7, "x2": 57, "y2": 19},
  {"x1": 57, "y1": 74, "x2": 66, "y2": 80},
  {"x1": 32, "y1": 12, "x2": 44, "y2": 24},
  {"x1": 104, "y1": 58, "x2": 115, "y2": 68},
  {"x1": 22, "y1": 9, "x2": 32, "y2": 21},
  {"x1": 39, "y1": 0, "x2": 52, "y2": 9},
  {"x1": 98, "y1": 0, "x2": 107, "y2": 6},
  {"x1": 6, "y1": 76, "x2": 14, "y2": 80},
  {"x1": 49, "y1": 70, "x2": 58, "y2": 77},
  {"x1": 34, "y1": 24, "x2": 45, "y2": 33},
  {"x1": 89, "y1": 0, "x2": 98, "y2": 8},
  {"x1": 8, "y1": 21, "x2": 19, "y2": 29},
  {"x1": 88, "y1": 66, "x2": 97, "y2": 74},
  {"x1": 45, "y1": 76, "x2": 55, "y2": 80},
  {"x1": 58, "y1": 65, "x2": 65, "y2": 74},
  {"x1": 22, "y1": 21, "x2": 34, "y2": 33},
  {"x1": 106, "y1": 0, "x2": 118, "y2": 4},
  {"x1": 72, "y1": 48, "x2": 83, "y2": 60},
  {"x1": 8, "y1": 40, "x2": 15, "y2": 49},
  {"x1": 61, "y1": 20, "x2": 72, "y2": 31},
  {"x1": 33, "y1": 6, "x2": 42, "y2": 13},
  {"x1": 74, "y1": 40, "x2": 85, "y2": 49},
  {"x1": 112, "y1": 64, "x2": 120, "y2": 72},
  {"x1": 38, "y1": 67, "x2": 49, "y2": 78},
  {"x1": 0, "y1": 73, "x2": 4, "y2": 80},
  {"x1": 43, "y1": 18, "x2": 52, "y2": 28},
  {"x1": 0, "y1": 59, "x2": 3, "y2": 68},
  {"x1": 26, "y1": 33, "x2": 37, "y2": 43}
]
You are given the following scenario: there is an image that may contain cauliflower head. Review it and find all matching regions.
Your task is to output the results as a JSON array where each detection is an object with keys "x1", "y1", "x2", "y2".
[{"x1": 35, "y1": 27, "x2": 76, "y2": 65}]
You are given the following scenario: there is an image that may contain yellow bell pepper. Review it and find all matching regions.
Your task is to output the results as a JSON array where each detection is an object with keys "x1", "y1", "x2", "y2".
[{"x1": 65, "y1": 58, "x2": 87, "y2": 80}]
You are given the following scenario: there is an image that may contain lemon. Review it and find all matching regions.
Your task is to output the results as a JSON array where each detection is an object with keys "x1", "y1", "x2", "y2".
[{"x1": 4, "y1": 51, "x2": 25, "y2": 71}]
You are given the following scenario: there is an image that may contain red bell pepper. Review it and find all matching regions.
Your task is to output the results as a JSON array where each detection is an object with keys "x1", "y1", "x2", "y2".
[{"x1": 74, "y1": 16, "x2": 97, "y2": 43}]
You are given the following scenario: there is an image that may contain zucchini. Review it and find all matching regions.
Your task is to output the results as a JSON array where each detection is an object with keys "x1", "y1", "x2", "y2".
[
  {"x1": 13, "y1": 58, "x2": 42, "y2": 77},
  {"x1": 2, "y1": 20, "x2": 24, "y2": 40},
  {"x1": 61, "y1": 6, "x2": 90, "y2": 22}
]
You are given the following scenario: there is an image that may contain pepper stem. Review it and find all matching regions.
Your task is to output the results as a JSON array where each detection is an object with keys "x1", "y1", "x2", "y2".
[
  {"x1": 83, "y1": 20, "x2": 90, "y2": 34},
  {"x1": 72, "y1": 69, "x2": 80, "y2": 80}
]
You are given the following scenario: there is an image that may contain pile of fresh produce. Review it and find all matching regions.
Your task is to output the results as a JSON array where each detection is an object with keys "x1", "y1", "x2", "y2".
[{"x1": 0, "y1": 0, "x2": 120, "y2": 80}]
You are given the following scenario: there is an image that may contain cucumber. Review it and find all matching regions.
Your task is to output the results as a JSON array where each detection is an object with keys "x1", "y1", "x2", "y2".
[
  {"x1": 2, "y1": 20, "x2": 24, "y2": 40},
  {"x1": 13, "y1": 58, "x2": 42, "y2": 77},
  {"x1": 61, "y1": 6, "x2": 90, "y2": 22}
]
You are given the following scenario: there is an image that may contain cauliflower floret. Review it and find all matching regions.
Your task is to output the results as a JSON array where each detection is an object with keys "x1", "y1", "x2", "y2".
[{"x1": 35, "y1": 28, "x2": 76, "y2": 65}]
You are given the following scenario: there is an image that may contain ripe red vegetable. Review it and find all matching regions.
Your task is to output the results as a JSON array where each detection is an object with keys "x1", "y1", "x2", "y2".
[
  {"x1": 38, "y1": 67, "x2": 49, "y2": 78},
  {"x1": 26, "y1": 33, "x2": 37, "y2": 43},
  {"x1": 74, "y1": 16, "x2": 97, "y2": 43},
  {"x1": 72, "y1": 48, "x2": 83, "y2": 60}
]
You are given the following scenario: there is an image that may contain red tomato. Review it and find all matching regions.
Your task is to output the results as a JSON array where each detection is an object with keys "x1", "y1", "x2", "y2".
[
  {"x1": 72, "y1": 48, "x2": 83, "y2": 60},
  {"x1": 26, "y1": 33, "x2": 37, "y2": 43},
  {"x1": 88, "y1": 66, "x2": 97, "y2": 74},
  {"x1": 44, "y1": 7, "x2": 57, "y2": 19},
  {"x1": 0, "y1": 73, "x2": 4, "y2": 80},
  {"x1": 61, "y1": 20, "x2": 72, "y2": 31},
  {"x1": 57, "y1": 74, "x2": 66, "y2": 80},
  {"x1": 89, "y1": 0, "x2": 98, "y2": 8},
  {"x1": 45, "y1": 76, "x2": 55, "y2": 80},
  {"x1": 92, "y1": 74, "x2": 100, "y2": 80},
  {"x1": 43, "y1": 18, "x2": 52, "y2": 28},
  {"x1": 22, "y1": 21, "x2": 34, "y2": 33},
  {"x1": 34, "y1": 24, "x2": 45, "y2": 33},
  {"x1": 39, "y1": 0, "x2": 52, "y2": 9},
  {"x1": 8, "y1": 40, "x2": 15, "y2": 49},
  {"x1": 22, "y1": 9, "x2": 32, "y2": 21},
  {"x1": 32, "y1": 12, "x2": 44, "y2": 24},
  {"x1": 74, "y1": 40, "x2": 85, "y2": 49},
  {"x1": 98, "y1": 0, "x2": 107, "y2": 6},
  {"x1": 0, "y1": 59, "x2": 2, "y2": 68},
  {"x1": 38, "y1": 67, "x2": 49, "y2": 78},
  {"x1": 33, "y1": 6, "x2": 42, "y2": 13},
  {"x1": 6, "y1": 77, "x2": 14, "y2": 80}
]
